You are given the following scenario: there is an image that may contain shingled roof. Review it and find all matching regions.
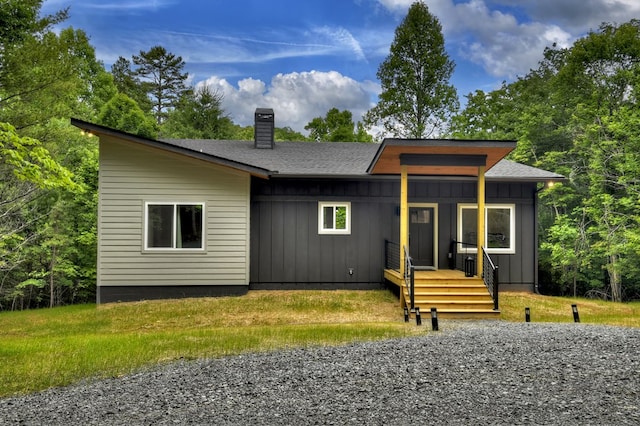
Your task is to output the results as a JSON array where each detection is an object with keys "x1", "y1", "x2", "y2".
[
  {"x1": 70, "y1": 118, "x2": 564, "y2": 182},
  {"x1": 163, "y1": 138, "x2": 564, "y2": 181}
]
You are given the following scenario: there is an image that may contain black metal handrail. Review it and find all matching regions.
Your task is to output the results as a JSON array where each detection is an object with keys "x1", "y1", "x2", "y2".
[
  {"x1": 482, "y1": 247, "x2": 499, "y2": 310},
  {"x1": 385, "y1": 240, "x2": 400, "y2": 270},
  {"x1": 404, "y1": 245, "x2": 415, "y2": 311}
]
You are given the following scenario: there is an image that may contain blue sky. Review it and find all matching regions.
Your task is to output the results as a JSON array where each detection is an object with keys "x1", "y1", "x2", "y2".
[{"x1": 42, "y1": 0, "x2": 640, "y2": 134}]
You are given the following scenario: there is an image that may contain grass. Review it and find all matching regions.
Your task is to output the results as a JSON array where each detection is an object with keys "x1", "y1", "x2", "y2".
[
  {"x1": 1, "y1": 289, "x2": 639, "y2": 398},
  {"x1": 0, "y1": 290, "x2": 421, "y2": 397},
  {"x1": 500, "y1": 291, "x2": 640, "y2": 327}
]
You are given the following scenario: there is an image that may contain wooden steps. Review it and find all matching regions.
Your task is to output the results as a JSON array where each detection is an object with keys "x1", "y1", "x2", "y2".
[{"x1": 386, "y1": 269, "x2": 500, "y2": 320}]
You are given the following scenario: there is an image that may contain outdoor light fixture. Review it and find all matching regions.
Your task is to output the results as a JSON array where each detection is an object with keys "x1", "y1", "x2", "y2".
[
  {"x1": 430, "y1": 307, "x2": 439, "y2": 331},
  {"x1": 572, "y1": 304, "x2": 580, "y2": 323},
  {"x1": 415, "y1": 307, "x2": 422, "y2": 326},
  {"x1": 525, "y1": 307, "x2": 531, "y2": 322},
  {"x1": 404, "y1": 307, "x2": 409, "y2": 322}
]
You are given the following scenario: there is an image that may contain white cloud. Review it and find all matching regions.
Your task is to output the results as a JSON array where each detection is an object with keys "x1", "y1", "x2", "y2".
[
  {"x1": 375, "y1": 0, "x2": 635, "y2": 79},
  {"x1": 313, "y1": 27, "x2": 367, "y2": 61},
  {"x1": 199, "y1": 71, "x2": 374, "y2": 134},
  {"x1": 505, "y1": 0, "x2": 640, "y2": 31},
  {"x1": 82, "y1": 0, "x2": 178, "y2": 11}
]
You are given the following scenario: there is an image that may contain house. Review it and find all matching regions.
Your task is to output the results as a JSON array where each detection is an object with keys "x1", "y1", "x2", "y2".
[{"x1": 72, "y1": 109, "x2": 563, "y2": 317}]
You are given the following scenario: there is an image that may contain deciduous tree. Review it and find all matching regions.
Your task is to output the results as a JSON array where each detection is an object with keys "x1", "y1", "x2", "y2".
[
  {"x1": 305, "y1": 108, "x2": 372, "y2": 142},
  {"x1": 364, "y1": 1, "x2": 458, "y2": 138}
]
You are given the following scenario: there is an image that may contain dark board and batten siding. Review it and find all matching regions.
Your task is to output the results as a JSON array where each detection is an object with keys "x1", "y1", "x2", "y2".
[
  {"x1": 250, "y1": 177, "x2": 538, "y2": 291},
  {"x1": 98, "y1": 136, "x2": 251, "y2": 302}
]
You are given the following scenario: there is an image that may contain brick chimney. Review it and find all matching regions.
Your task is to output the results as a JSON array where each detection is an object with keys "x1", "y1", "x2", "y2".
[{"x1": 254, "y1": 108, "x2": 274, "y2": 149}]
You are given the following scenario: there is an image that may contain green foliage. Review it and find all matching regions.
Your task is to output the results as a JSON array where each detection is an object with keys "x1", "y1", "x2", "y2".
[
  {"x1": 0, "y1": 0, "x2": 68, "y2": 48},
  {"x1": 0, "y1": 1, "x2": 101, "y2": 310},
  {"x1": 0, "y1": 122, "x2": 75, "y2": 189},
  {"x1": 98, "y1": 93, "x2": 158, "y2": 138},
  {"x1": 132, "y1": 45, "x2": 189, "y2": 124},
  {"x1": 227, "y1": 124, "x2": 309, "y2": 141},
  {"x1": 365, "y1": 1, "x2": 458, "y2": 138},
  {"x1": 161, "y1": 85, "x2": 234, "y2": 139},
  {"x1": 275, "y1": 126, "x2": 308, "y2": 141},
  {"x1": 305, "y1": 108, "x2": 372, "y2": 142},
  {"x1": 110, "y1": 56, "x2": 152, "y2": 114},
  {"x1": 454, "y1": 20, "x2": 640, "y2": 301}
]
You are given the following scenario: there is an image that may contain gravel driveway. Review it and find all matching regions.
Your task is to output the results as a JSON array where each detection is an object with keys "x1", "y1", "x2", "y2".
[{"x1": 1, "y1": 321, "x2": 639, "y2": 425}]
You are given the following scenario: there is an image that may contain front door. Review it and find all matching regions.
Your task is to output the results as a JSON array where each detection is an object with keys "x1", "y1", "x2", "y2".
[{"x1": 408, "y1": 205, "x2": 437, "y2": 269}]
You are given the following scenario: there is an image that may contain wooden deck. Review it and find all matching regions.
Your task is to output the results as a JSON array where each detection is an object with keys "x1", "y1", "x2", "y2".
[{"x1": 385, "y1": 268, "x2": 500, "y2": 320}]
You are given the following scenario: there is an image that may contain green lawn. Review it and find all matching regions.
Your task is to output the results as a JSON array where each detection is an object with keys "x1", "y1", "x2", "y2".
[
  {"x1": 0, "y1": 290, "x2": 420, "y2": 397},
  {"x1": 1, "y1": 289, "x2": 638, "y2": 397},
  {"x1": 500, "y1": 292, "x2": 640, "y2": 326}
]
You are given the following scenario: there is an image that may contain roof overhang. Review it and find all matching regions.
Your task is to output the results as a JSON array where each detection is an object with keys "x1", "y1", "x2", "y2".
[
  {"x1": 70, "y1": 118, "x2": 274, "y2": 178},
  {"x1": 367, "y1": 138, "x2": 517, "y2": 176}
]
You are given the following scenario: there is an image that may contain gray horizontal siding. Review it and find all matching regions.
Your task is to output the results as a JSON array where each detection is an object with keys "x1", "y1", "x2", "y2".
[{"x1": 98, "y1": 135, "x2": 250, "y2": 290}]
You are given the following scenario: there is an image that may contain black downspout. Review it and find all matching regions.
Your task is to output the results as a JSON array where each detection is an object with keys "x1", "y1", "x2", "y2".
[{"x1": 533, "y1": 183, "x2": 543, "y2": 294}]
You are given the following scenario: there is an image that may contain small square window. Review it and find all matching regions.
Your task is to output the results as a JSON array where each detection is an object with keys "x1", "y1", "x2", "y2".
[
  {"x1": 145, "y1": 202, "x2": 204, "y2": 250},
  {"x1": 318, "y1": 202, "x2": 351, "y2": 234}
]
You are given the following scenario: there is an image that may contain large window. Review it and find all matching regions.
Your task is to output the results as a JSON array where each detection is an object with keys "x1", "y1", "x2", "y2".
[
  {"x1": 145, "y1": 202, "x2": 204, "y2": 250},
  {"x1": 318, "y1": 202, "x2": 351, "y2": 234},
  {"x1": 458, "y1": 204, "x2": 515, "y2": 254}
]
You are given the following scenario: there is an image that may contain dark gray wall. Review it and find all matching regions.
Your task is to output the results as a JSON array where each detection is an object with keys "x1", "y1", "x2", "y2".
[{"x1": 250, "y1": 177, "x2": 537, "y2": 290}]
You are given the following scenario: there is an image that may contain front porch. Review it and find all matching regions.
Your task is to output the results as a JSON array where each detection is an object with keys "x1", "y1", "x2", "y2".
[{"x1": 384, "y1": 268, "x2": 500, "y2": 320}]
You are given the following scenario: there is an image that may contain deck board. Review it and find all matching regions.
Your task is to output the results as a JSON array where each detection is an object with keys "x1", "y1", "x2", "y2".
[{"x1": 385, "y1": 268, "x2": 473, "y2": 286}]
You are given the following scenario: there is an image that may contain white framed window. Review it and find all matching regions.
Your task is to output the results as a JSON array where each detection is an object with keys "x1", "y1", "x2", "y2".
[
  {"x1": 318, "y1": 202, "x2": 351, "y2": 235},
  {"x1": 144, "y1": 202, "x2": 205, "y2": 250},
  {"x1": 458, "y1": 204, "x2": 515, "y2": 254}
]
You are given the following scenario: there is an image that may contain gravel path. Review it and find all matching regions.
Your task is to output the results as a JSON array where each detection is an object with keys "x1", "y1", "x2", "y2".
[{"x1": 1, "y1": 321, "x2": 639, "y2": 425}]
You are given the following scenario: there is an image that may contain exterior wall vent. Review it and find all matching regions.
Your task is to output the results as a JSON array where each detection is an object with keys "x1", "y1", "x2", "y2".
[{"x1": 254, "y1": 108, "x2": 275, "y2": 149}]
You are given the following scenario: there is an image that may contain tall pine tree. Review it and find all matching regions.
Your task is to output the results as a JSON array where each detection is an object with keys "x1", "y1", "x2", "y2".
[{"x1": 132, "y1": 45, "x2": 189, "y2": 124}]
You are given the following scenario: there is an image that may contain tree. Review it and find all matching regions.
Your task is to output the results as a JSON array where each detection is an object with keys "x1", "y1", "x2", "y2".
[
  {"x1": 452, "y1": 20, "x2": 640, "y2": 301},
  {"x1": 98, "y1": 93, "x2": 158, "y2": 139},
  {"x1": 111, "y1": 56, "x2": 152, "y2": 113},
  {"x1": 0, "y1": 1, "x2": 110, "y2": 309},
  {"x1": 305, "y1": 108, "x2": 372, "y2": 142},
  {"x1": 364, "y1": 1, "x2": 458, "y2": 138},
  {"x1": 161, "y1": 85, "x2": 233, "y2": 139},
  {"x1": 0, "y1": 0, "x2": 68, "y2": 54},
  {"x1": 275, "y1": 126, "x2": 308, "y2": 141},
  {"x1": 132, "y1": 46, "x2": 189, "y2": 124}
]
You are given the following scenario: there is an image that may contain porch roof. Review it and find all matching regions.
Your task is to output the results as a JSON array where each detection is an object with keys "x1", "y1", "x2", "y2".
[{"x1": 367, "y1": 139, "x2": 517, "y2": 176}]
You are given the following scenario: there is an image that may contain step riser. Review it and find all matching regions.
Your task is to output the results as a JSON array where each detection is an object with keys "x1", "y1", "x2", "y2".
[
  {"x1": 410, "y1": 311, "x2": 500, "y2": 320},
  {"x1": 407, "y1": 294, "x2": 493, "y2": 301},
  {"x1": 410, "y1": 303, "x2": 495, "y2": 310},
  {"x1": 413, "y1": 280, "x2": 484, "y2": 286}
]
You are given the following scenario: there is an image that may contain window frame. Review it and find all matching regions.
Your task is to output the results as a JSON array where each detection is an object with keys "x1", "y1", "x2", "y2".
[
  {"x1": 457, "y1": 203, "x2": 516, "y2": 254},
  {"x1": 144, "y1": 202, "x2": 206, "y2": 252},
  {"x1": 318, "y1": 202, "x2": 351, "y2": 235}
]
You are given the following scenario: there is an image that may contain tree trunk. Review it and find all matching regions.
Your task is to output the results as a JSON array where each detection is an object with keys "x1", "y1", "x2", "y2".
[
  {"x1": 609, "y1": 254, "x2": 622, "y2": 302},
  {"x1": 49, "y1": 245, "x2": 57, "y2": 308}
]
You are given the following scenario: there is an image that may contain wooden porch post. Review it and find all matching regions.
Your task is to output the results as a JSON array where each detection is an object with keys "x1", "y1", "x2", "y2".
[
  {"x1": 400, "y1": 165, "x2": 408, "y2": 276},
  {"x1": 477, "y1": 165, "x2": 486, "y2": 276}
]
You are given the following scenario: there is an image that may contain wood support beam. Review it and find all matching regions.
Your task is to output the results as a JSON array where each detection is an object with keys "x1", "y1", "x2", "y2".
[
  {"x1": 477, "y1": 165, "x2": 486, "y2": 276},
  {"x1": 400, "y1": 165, "x2": 408, "y2": 277}
]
